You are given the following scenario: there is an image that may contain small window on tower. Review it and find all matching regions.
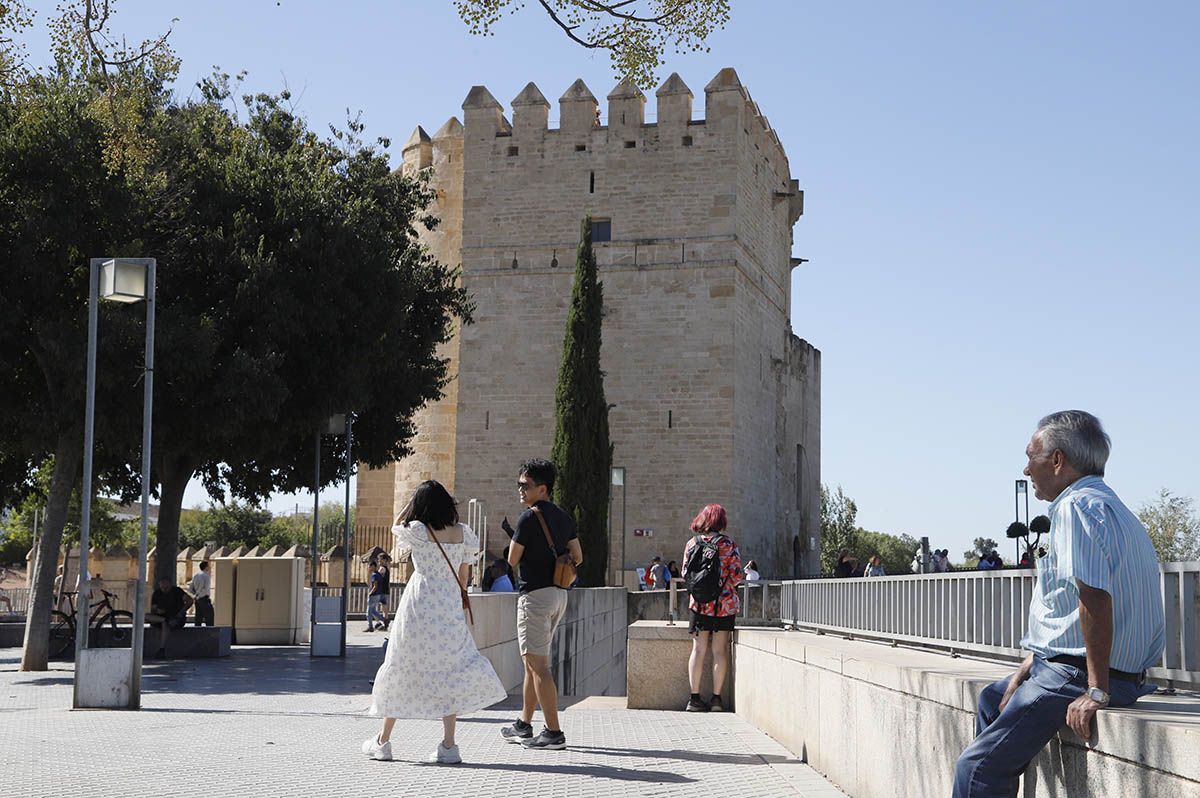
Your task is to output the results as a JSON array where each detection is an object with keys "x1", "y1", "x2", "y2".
[
  {"x1": 682, "y1": 135, "x2": 693, "y2": 147},
  {"x1": 507, "y1": 146, "x2": 519, "y2": 157},
  {"x1": 624, "y1": 140, "x2": 636, "y2": 149},
  {"x1": 592, "y1": 219, "x2": 612, "y2": 242},
  {"x1": 575, "y1": 143, "x2": 587, "y2": 152}
]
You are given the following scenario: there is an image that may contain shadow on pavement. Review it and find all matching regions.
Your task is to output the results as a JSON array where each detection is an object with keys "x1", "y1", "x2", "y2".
[
  {"x1": 572, "y1": 744, "x2": 794, "y2": 767},
  {"x1": 404, "y1": 760, "x2": 697, "y2": 782}
]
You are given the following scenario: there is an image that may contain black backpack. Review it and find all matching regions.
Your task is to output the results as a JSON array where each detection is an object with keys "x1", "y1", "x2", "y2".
[{"x1": 685, "y1": 534, "x2": 725, "y2": 604}]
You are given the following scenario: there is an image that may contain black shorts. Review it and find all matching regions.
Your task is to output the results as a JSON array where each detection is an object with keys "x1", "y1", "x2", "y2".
[{"x1": 689, "y1": 611, "x2": 735, "y2": 635}]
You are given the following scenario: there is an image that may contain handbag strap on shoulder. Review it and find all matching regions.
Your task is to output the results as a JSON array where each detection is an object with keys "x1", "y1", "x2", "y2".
[{"x1": 531, "y1": 506, "x2": 559, "y2": 554}]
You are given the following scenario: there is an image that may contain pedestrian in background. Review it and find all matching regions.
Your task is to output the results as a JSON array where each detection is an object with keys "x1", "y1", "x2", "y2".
[{"x1": 682, "y1": 504, "x2": 742, "y2": 713}]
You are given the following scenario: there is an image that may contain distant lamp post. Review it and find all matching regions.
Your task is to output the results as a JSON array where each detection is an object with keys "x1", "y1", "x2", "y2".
[
  {"x1": 74, "y1": 258, "x2": 156, "y2": 710},
  {"x1": 609, "y1": 467, "x2": 627, "y2": 587},
  {"x1": 1014, "y1": 479, "x2": 1030, "y2": 563}
]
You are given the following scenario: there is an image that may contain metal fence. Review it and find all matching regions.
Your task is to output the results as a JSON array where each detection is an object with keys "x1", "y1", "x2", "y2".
[
  {"x1": 779, "y1": 563, "x2": 1200, "y2": 690},
  {"x1": 1, "y1": 586, "x2": 31, "y2": 614},
  {"x1": 314, "y1": 583, "x2": 405, "y2": 616}
]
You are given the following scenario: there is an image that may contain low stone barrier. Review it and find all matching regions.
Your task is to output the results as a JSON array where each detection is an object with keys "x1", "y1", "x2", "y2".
[
  {"x1": 733, "y1": 628, "x2": 1200, "y2": 798},
  {"x1": 627, "y1": 620, "x2": 727, "y2": 711},
  {"x1": 469, "y1": 587, "x2": 627, "y2": 698}
]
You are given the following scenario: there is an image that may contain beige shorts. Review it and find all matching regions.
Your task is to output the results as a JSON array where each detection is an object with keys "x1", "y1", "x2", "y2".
[{"x1": 517, "y1": 587, "x2": 569, "y2": 657}]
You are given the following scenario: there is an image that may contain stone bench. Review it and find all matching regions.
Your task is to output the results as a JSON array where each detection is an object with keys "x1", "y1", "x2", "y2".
[
  {"x1": 93, "y1": 625, "x2": 232, "y2": 658},
  {"x1": 0, "y1": 620, "x2": 24, "y2": 648},
  {"x1": 733, "y1": 628, "x2": 1200, "y2": 797}
]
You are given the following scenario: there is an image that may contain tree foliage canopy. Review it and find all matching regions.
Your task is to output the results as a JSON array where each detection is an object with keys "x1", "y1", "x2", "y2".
[
  {"x1": 455, "y1": 0, "x2": 729, "y2": 90},
  {"x1": 819, "y1": 484, "x2": 858, "y2": 574},
  {"x1": 1138, "y1": 489, "x2": 1200, "y2": 563}
]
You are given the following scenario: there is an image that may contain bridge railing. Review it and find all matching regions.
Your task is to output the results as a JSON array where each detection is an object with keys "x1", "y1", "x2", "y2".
[{"x1": 779, "y1": 562, "x2": 1200, "y2": 690}]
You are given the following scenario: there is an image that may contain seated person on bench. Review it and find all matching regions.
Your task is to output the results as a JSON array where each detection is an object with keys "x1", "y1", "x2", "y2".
[{"x1": 148, "y1": 577, "x2": 193, "y2": 659}]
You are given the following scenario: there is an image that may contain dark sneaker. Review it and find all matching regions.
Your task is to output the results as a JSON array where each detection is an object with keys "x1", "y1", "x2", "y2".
[
  {"x1": 521, "y1": 727, "x2": 566, "y2": 750},
  {"x1": 685, "y1": 697, "x2": 709, "y2": 712},
  {"x1": 709, "y1": 695, "x2": 725, "y2": 712},
  {"x1": 500, "y1": 718, "x2": 533, "y2": 743}
]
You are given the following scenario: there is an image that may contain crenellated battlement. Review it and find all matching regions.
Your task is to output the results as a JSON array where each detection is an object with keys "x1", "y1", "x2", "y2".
[{"x1": 444, "y1": 69, "x2": 791, "y2": 178}]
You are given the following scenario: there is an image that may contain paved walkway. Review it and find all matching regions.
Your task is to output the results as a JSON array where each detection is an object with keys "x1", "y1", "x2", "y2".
[{"x1": 0, "y1": 631, "x2": 845, "y2": 798}]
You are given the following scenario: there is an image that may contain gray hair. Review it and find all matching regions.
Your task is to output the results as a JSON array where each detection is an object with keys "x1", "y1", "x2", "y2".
[{"x1": 1034, "y1": 410, "x2": 1111, "y2": 477}]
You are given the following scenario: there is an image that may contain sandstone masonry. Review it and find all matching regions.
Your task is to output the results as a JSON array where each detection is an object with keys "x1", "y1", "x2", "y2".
[{"x1": 357, "y1": 68, "x2": 821, "y2": 579}]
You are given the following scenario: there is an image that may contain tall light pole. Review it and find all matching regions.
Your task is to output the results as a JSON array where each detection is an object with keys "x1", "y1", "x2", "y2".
[
  {"x1": 1015, "y1": 479, "x2": 1030, "y2": 564},
  {"x1": 610, "y1": 467, "x2": 626, "y2": 587},
  {"x1": 73, "y1": 258, "x2": 155, "y2": 710}
]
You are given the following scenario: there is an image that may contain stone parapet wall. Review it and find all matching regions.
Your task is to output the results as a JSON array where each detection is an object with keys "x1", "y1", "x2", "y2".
[{"x1": 733, "y1": 628, "x2": 1200, "y2": 798}]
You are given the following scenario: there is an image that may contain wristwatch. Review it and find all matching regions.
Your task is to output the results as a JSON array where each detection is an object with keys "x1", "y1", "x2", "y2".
[{"x1": 1087, "y1": 686, "x2": 1110, "y2": 705}]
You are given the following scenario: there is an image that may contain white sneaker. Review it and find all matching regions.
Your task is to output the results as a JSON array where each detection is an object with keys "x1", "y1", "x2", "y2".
[
  {"x1": 362, "y1": 735, "x2": 392, "y2": 761},
  {"x1": 431, "y1": 742, "x2": 461, "y2": 764}
]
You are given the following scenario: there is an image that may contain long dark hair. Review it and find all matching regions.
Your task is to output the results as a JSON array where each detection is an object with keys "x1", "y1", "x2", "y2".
[{"x1": 402, "y1": 480, "x2": 459, "y2": 530}]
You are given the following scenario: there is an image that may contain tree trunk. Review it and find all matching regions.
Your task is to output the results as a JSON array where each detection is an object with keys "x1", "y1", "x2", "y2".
[
  {"x1": 20, "y1": 433, "x2": 82, "y2": 671},
  {"x1": 154, "y1": 453, "x2": 194, "y2": 585}
]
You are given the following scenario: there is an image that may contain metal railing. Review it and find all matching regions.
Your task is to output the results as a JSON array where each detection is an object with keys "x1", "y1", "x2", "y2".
[
  {"x1": 1, "y1": 586, "x2": 31, "y2": 614},
  {"x1": 779, "y1": 563, "x2": 1200, "y2": 689}
]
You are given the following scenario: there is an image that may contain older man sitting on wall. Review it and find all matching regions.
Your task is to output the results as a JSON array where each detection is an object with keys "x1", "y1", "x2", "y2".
[{"x1": 953, "y1": 410, "x2": 1165, "y2": 797}]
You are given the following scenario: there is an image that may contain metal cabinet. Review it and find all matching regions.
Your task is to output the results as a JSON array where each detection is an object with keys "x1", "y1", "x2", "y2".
[{"x1": 232, "y1": 557, "x2": 303, "y2": 644}]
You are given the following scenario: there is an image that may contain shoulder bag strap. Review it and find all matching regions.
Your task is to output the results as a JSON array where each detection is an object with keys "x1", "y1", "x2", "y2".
[
  {"x1": 428, "y1": 525, "x2": 474, "y2": 625},
  {"x1": 531, "y1": 506, "x2": 559, "y2": 554}
]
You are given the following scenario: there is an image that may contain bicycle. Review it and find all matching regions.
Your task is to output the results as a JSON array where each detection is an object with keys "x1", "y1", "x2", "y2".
[{"x1": 48, "y1": 589, "x2": 135, "y2": 659}]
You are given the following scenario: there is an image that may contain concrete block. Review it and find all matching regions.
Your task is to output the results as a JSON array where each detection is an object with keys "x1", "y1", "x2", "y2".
[{"x1": 75, "y1": 647, "x2": 132, "y2": 708}]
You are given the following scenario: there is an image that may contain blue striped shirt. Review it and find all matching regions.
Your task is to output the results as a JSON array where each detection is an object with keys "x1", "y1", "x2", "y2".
[{"x1": 1021, "y1": 475, "x2": 1165, "y2": 672}]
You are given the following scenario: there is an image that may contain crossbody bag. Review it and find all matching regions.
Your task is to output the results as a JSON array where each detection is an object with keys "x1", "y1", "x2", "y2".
[
  {"x1": 531, "y1": 506, "x2": 577, "y2": 589},
  {"x1": 428, "y1": 524, "x2": 474, "y2": 625}
]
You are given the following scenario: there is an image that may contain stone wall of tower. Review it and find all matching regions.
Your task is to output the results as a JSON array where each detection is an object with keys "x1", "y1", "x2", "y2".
[
  {"x1": 355, "y1": 120, "x2": 465, "y2": 527},
  {"x1": 362, "y1": 69, "x2": 821, "y2": 579}
]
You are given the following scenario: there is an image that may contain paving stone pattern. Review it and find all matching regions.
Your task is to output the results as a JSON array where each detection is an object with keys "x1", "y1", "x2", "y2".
[{"x1": 0, "y1": 632, "x2": 844, "y2": 798}]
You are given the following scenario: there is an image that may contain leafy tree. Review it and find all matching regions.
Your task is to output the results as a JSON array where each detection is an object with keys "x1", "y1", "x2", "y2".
[
  {"x1": 963, "y1": 537, "x2": 1000, "y2": 564},
  {"x1": 455, "y1": 0, "x2": 730, "y2": 90},
  {"x1": 819, "y1": 484, "x2": 858, "y2": 574},
  {"x1": 103, "y1": 74, "x2": 471, "y2": 585},
  {"x1": 2, "y1": 64, "x2": 470, "y2": 668},
  {"x1": 0, "y1": 66, "x2": 156, "y2": 670},
  {"x1": 551, "y1": 217, "x2": 611, "y2": 587},
  {"x1": 177, "y1": 502, "x2": 273, "y2": 550},
  {"x1": 1138, "y1": 489, "x2": 1200, "y2": 563},
  {"x1": 852, "y1": 529, "x2": 920, "y2": 577}
]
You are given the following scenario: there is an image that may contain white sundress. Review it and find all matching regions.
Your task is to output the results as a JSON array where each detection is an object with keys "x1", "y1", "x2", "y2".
[{"x1": 369, "y1": 521, "x2": 506, "y2": 719}]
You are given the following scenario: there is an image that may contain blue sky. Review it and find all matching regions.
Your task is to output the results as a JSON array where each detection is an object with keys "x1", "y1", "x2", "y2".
[{"x1": 23, "y1": 2, "x2": 1200, "y2": 563}]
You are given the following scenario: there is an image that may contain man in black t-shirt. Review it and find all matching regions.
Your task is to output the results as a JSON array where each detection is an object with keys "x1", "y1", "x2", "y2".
[
  {"x1": 499, "y1": 458, "x2": 582, "y2": 752},
  {"x1": 148, "y1": 577, "x2": 192, "y2": 659}
]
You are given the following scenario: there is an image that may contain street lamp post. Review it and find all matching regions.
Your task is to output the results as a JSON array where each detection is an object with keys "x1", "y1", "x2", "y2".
[
  {"x1": 311, "y1": 413, "x2": 352, "y2": 657},
  {"x1": 1015, "y1": 479, "x2": 1029, "y2": 564},
  {"x1": 73, "y1": 258, "x2": 155, "y2": 710},
  {"x1": 610, "y1": 467, "x2": 626, "y2": 587}
]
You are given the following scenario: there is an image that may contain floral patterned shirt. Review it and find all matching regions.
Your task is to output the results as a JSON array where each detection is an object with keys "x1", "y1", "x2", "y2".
[{"x1": 682, "y1": 534, "x2": 742, "y2": 617}]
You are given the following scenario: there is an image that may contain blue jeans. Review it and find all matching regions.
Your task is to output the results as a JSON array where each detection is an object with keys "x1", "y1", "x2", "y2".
[
  {"x1": 367, "y1": 595, "x2": 388, "y2": 628},
  {"x1": 953, "y1": 656, "x2": 1153, "y2": 797}
]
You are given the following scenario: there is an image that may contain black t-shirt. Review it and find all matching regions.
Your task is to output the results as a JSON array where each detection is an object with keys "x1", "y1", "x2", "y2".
[
  {"x1": 378, "y1": 566, "x2": 390, "y2": 595},
  {"x1": 512, "y1": 501, "x2": 577, "y2": 593},
  {"x1": 151, "y1": 586, "x2": 187, "y2": 618}
]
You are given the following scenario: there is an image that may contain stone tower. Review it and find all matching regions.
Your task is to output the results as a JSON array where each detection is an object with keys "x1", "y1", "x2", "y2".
[{"x1": 357, "y1": 69, "x2": 821, "y2": 579}]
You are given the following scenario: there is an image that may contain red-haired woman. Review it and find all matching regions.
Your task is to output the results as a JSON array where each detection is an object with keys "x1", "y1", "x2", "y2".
[{"x1": 681, "y1": 503, "x2": 742, "y2": 712}]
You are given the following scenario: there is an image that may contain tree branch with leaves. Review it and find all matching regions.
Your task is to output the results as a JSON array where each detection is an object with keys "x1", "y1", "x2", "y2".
[{"x1": 455, "y1": 0, "x2": 729, "y2": 90}]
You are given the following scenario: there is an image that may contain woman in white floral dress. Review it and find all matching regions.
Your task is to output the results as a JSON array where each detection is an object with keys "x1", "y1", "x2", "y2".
[{"x1": 362, "y1": 481, "x2": 506, "y2": 764}]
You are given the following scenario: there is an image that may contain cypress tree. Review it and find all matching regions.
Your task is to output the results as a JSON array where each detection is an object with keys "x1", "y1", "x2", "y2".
[{"x1": 551, "y1": 216, "x2": 613, "y2": 587}]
